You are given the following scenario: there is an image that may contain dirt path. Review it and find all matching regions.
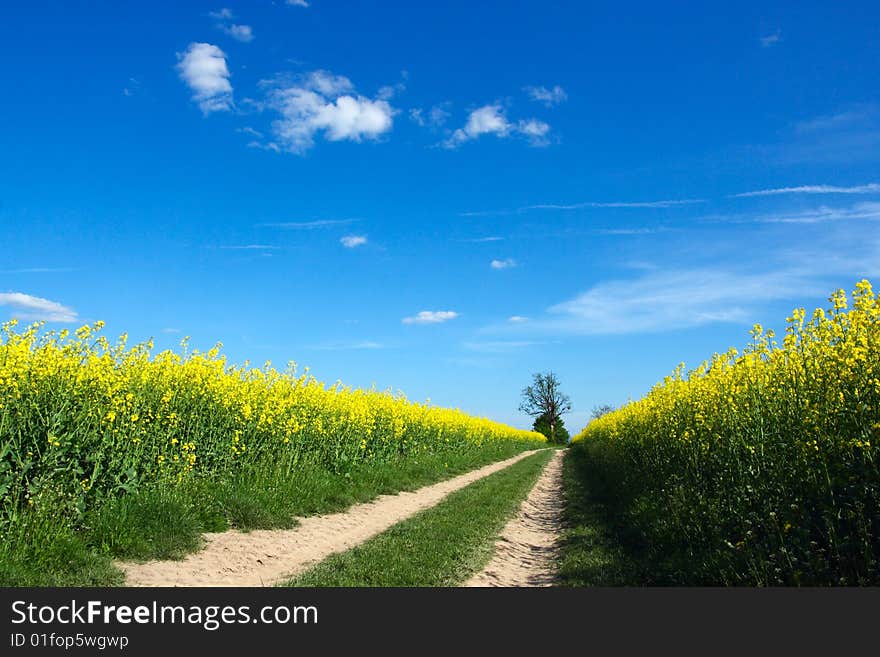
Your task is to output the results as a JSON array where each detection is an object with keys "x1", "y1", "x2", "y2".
[
  {"x1": 463, "y1": 449, "x2": 564, "y2": 587},
  {"x1": 120, "y1": 450, "x2": 542, "y2": 587}
]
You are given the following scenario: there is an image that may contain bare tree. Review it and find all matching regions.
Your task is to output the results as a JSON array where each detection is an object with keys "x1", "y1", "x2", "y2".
[
  {"x1": 591, "y1": 404, "x2": 616, "y2": 420},
  {"x1": 519, "y1": 371, "x2": 572, "y2": 443}
]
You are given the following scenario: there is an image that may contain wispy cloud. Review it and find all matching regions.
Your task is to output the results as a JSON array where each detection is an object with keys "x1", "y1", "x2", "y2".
[
  {"x1": 595, "y1": 227, "x2": 667, "y2": 235},
  {"x1": 753, "y1": 202, "x2": 880, "y2": 224},
  {"x1": 508, "y1": 316, "x2": 528, "y2": 323},
  {"x1": 123, "y1": 77, "x2": 141, "y2": 97},
  {"x1": 409, "y1": 104, "x2": 450, "y2": 130},
  {"x1": 539, "y1": 268, "x2": 811, "y2": 334},
  {"x1": 490, "y1": 258, "x2": 516, "y2": 270},
  {"x1": 459, "y1": 198, "x2": 703, "y2": 217},
  {"x1": 0, "y1": 267, "x2": 77, "y2": 274},
  {"x1": 219, "y1": 23, "x2": 254, "y2": 43},
  {"x1": 309, "y1": 340, "x2": 383, "y2": 351},
  {"x1": 734, "y1": 183, "x2": 880, "y2": 197},
  {"x1": 794, "y1": 108, "x2": 875, "y2": 135},
  {"x1": 441, "y1": 104, "x2": 551, "y2": 148},
  {"x1": 760, "y1": 30, "x2": 781, "y2": 47},
  {"x1": 340, "y1": 235, "x2": 367, "y2": 248},
  {"x1": 524, "y1": 85, "x2": 567, "y2": 107},
  {"x1": 287, "y1": 0, "x2": 310, "y2": 6},
  {"x1": 263, "y1": 70, "x2": 395, "y2": 154},
  {"x1": 210, "y1": 8, "x2": 253, "y2": 42},
  {"x1": 162, "y1": 327, "x2": 182, "y2": 334},
  {"x1": 237, "y1": 126, "x2": 264, "y2": 139},
  {"x1": 0, "y1": 292, "x2": 78, "y2": 323},
  {"x1": 527, "y1": 199, "x2": 704, "y2": 210},
  {"x1": 402, "y1": 310, "x2": 459, "y2": 325},
  {"x1": 760, "y1": 105, "x2": 880, "y2": 164},
  {"x1": 463, "y1": 340, "x2": 543, "y2": 352},
  {"x1": 258, "y1": 219, "x2": 357, "y2": 229},
  {"x1": 460, "y1": 236, "x2": 504, "y2": 243},
  {"x1": 247, "y1": 141, "x2": 281, "y2": 153},
  {"x1": 176, "y1": 42, "x2": 233, "y2": 114},
  {"x1": 217, "y1": 244, "x2": 281, "y2": 251},
  {"x1": 705, "y1": 201, "x2": 880, "y2": 225}
]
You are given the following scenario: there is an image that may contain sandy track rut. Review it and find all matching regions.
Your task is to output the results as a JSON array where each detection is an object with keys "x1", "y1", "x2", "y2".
[
  {"x1": 463, "y1": 450, "x2": 564, "y2": 587},
  {"x1": 120, "y1": 450, "x2": 541, "y2": 587}
]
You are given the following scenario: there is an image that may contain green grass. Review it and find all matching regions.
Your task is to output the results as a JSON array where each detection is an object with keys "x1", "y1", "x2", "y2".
[
  {"x1": 555, "y1": 442, "x2": 644, "y2": 586},
  {"x1": 0, "y1": 441, "x2": 539, "y2": 586},
  {"x1": 284, "y1": 449, "x2": 555, "y2": 587}
]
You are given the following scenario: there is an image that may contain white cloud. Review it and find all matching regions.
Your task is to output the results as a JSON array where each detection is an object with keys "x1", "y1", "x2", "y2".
[
  {"x1": 461, "y1": 236, "x2": 504, "y2": 243},
  {"x1": 442, "y1": 104, "x2": 551, "y2": 148},
  {"x1": 753, "y1": 202, "x2": 880, "y2": 224},
  {"x1": 595, "y1": 227, "x2": 666, "y2": 235},
  {"x1": 402, "y1": 310, "x2": 459, "y2": 325},
  {"x1": 410, "y1": 104, "x2": 450, "y2": 129},
  {"x1": 759, "y1": 105, "x2": 880, "y2": 165},
  {"x1": 734, "y1": 183, "x2": 880, "y2": 197},
  {"x1": 508, "y1": 316, "x2": 529, "y2": 323},
  {"x1": 446, "y1": 105, "x2": 510, "y2": 146},
  {"x1": 340, "y1": 235, "x2": 367, "y2": 248},
  {"x1": 524, "y1": 85, "x2": 567, "y2": 106},
  {"x1": 527, "y1": 199, "x2": 704, "y2": 210},
  {"x1": 540, "y1": 268, "x2": 813, "y2": 334},
  {"x1": 517, "y1": 119, "x2": 551, "y2": 146},
  {"x1": 761, "y1": 30, "x2": 781, "y2": 47},
  {"x1": 259, "y1": 219, "x2": 357, "y2": 229},
  {"x1": 460, "y1": 198, "x2": 703, "y2": 216},
  {"x1": 247, "y1": 141, "x2": 281, "y2": 153},
  {"x1": 0, "y1": 267, "x2": 76, "y2": 274},
  {"x1": 463, "y1": 340, "x2": 542, "y2": 352},
  {"x1": 490, "y1": 258, "x2": 516, "y2": 270},
  {"x1": 209, "y1": 8, "x2": 234, "y2": 20},
  {"x1": 217, "y1": 244, "x2": 281, "y2": 250},
  {"x1": 122, "y1": 77, "x2": 141, "y2": 97},
  {"x1": 310, "y1": 341, "x2": 383, "y2": 351},
  {"x1": 266, "y1": 71, "x2": 395, "y2": 154},
  {"x1": 0, "y1": 292, "x2": 78, "y2": 323},
  {"x1": 220, "y1": 24, "x2": 254, "y2": 42},
  {"x1": 162, "y1": 327, "x2": 182, "y2": 334},
  {"x1": 177, "y1": 43, "x2": 233, "y2": 114},
  {"x1": 237, "y1": 126, "x2": 264, "y2": 138},
  {"x1": 377, "y1": 80, "x2": 406, "y2": 101},
  {"x1": 287, "y1": 0, "x2": 310, "y2": 6}
]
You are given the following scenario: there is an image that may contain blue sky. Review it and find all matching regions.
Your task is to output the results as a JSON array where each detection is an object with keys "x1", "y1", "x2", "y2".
[{"x1": 2, "y1": 1, "x2": 880, "y2": 430}]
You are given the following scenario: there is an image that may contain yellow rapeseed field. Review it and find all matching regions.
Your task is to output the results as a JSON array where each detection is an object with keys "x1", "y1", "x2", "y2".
[
  {"x1": 572, "y1": 280, "x2": 879, "y2": 585},
  {"x1": 0, "y1": 320, "x2": 544, "y2": 520}
]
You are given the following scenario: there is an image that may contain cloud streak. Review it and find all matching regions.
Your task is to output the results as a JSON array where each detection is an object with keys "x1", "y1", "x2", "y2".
[
  {"x1": 734, "y1": 183, "x2": 880, "y2": 197},
  {"x1": 0, "y1": 292, "x2": 78, "y2": 323},
  {"x1": 527, "y1": 199, "x2": 705, "y2": 210},
  {"x1": 309, "y1": 341, "x2": 383, "y2": 351},
  {"x1": 402, "y1": 310, "x2": 459, "y2": 325},
  {"x1": 463, "y1": 340, "x2": 543, "y2": 352},
  {"x1": 259, "y1": 219, "x2": 357, "y2": 229},
  {"x1": 217, "y1": 244, "x2": 281, "y2": 251},
  {"x1": 538, "y1": 268, "x2": 813, "y2": 334},
  {"x1": 459, "y1": 198, "x2": 703, "y2": 217}
]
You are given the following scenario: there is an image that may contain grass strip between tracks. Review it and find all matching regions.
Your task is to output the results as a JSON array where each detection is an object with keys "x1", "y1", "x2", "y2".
[{"x1": 285, "y1": 449, "x2": 555, "y2": 587}]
